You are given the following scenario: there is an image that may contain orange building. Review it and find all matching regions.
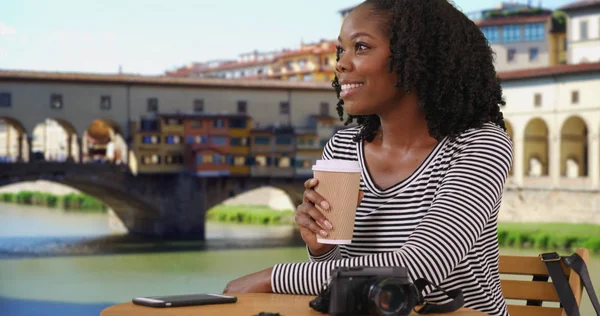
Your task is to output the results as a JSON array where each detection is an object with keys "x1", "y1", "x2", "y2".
[{"x1": 183, "y1": 114, "x2": 252, "y2": 177}]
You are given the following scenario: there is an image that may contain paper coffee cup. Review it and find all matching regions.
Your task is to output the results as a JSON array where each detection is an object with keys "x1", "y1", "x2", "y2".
[{"x1": 312, "y1": 159, "x2": 362, "y2": 244}]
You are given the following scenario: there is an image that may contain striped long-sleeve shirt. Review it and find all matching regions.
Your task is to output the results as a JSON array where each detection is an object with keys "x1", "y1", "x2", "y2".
[{"x1": 271, "y1": 122, "x2": 512, "y2": 316}]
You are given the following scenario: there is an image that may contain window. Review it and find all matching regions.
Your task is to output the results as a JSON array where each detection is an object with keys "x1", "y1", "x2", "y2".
[
  {"x1": 187, "y1": 136, "x2": 195, "y2": 144},
  {"x1": 98, "y1": 95, "x2": 112, "y2": 110},
  {"x1": 534, "y1": 93, "x2": 542, "y2": 107},
  {"x1": 165, "y1": 155, "x2": 184, "y2": 164},
  {"x1": 280, "y1": 101, "x2": 290, "y2": 115},
  {"x1": 303, "y1": 74, "x2": 313, "y2": 81},
  {"x1": 141, "y1": 154, "x2": 161, "y2": 165},
  {"x1": 580, "y1": 21, "x2": 588, "y2": 40},
  {"x1": 524, "y1": 23, "x2": 545, "y2": 41},
  {"x1": 196, "y1": 154, "x2": 203, "y2": 165},
  {"x1": 213, "y1": 119, "x2": 225, "y2": 128},
  {"x1": 195, "y1": 135, "x2": 208, "y2": 144},
  {"x1": 211, "y1": 136, "x2": 227, "y2": 146},
  {"x1": 279, "y1": 157, "x2": 291, "y2": 168},
  {"x1": 147, "y1": 98, "x2": 158, "y2": 112},
  {"x1": 234, "y1": 156, "x2": 246, "y2": 166},
  {"x1": 320, "y1": 102, "x2": 330, "y2": 116},
  {"x1": 230, "y1": 118, "x2": 247, "y2": 128},
  {"x1": 142, "y1": 135, "x2": 160, "y2": 144},
  {"x1": 572, "y1": 90, "x2": 579, "y2": 104},
  {"x1": 507, "y1": 48, "x2": 517, "y2": 62},
  {"x1": 319, "y1": 139, "x2": 328, "y2": 147},
  {"x1": 503, "y1": 24, "x2": 521, "y2": 42},
  {"x1": 237, "y1": 100, "x2": 247, "y2": 114},
  {"x1": 276, "y1": 136, "x2": 292, "y2": 145},
  {"x1": 230, "y1": 137, "x2": 248, "y2": 146},
  {"x1": 165, "y1": 135, "x2": 182, "y2": 144},
  {"x1": 254, "y1": 136, "x2": 270, "y2": 145},
  {"x1": 140, "y1": 119, "x2": 159, "y2": 132},
  {"x1": 255, "y1": 155, "x2": 267, "y2": 166},
  {"x1": 0, "y1": 93, "x2": 11, "y2": 108},
  {"x1": 166, "y1": 118, "x2": 182, "y2": 125},
  {"x1": 50, "y1": 94, "x2": 63, "y2": 109},
  {"x1": 481, "y1": 26, "x2": 499, "y2": 43},
  {"x1": 323, "y1": 57, "x2": 329, "y2": 65},
  {"x1": 213, "y1": 154, "x2": 223, "y2": 164},
  {"x1": 191, "y1": 120, "x2": 203, "y2": 128},
  {"x1": 193, "y1": 99, "x2": 204, "y2": 113},
  {"x1": 225, "y1": 155, "x2": 234, "y2": 165},
  {"x1": 307, "y1": 139, "x2": 315, "y2": 146},
  {"x1": 529, "y1": 48, "x2": 539, "y2": 61}
]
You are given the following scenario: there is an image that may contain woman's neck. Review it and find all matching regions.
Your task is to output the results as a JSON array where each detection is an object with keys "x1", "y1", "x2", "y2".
[{"x1": 375, "y1": 93, "x2": 436, "y2": 150}]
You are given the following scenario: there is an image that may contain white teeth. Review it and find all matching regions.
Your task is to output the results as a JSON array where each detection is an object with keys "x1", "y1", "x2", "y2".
[{"x1": 341, "y1": 83, "x2": 364, "y2": 91}]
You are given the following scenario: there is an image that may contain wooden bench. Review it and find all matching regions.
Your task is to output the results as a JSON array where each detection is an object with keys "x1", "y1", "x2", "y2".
[{"x1": 499, "y1": 247, "x2": 589, "y2": 316}]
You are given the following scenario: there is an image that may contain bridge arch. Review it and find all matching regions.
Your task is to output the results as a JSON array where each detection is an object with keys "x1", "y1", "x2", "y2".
[
  {"x1": 83, "y1": 119, "x2": 127, "y2": 164},
  {"x1": 31, "y1": 118, "x2": 80, "y2": 162},
  {"x1": 0, "y1": 116, "x2": 30, "y2": 162}
]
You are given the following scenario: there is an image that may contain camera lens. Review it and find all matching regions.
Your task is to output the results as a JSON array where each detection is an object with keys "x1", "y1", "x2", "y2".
[
  {"x1": 376, "y1": 284, "x2": 405, "y2": 312},
  {"x1": 368, "y1": 279, "x2": 411, "y2": 316}
]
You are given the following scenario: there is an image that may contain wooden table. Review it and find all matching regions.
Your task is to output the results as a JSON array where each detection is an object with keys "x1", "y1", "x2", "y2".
[{"x1": 101, "y1": 293, "x2": 485, "y2": 316}]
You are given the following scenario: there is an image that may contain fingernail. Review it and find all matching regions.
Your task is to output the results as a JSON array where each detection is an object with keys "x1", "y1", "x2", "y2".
[
  {"x1": 320, "y1": 230, "x2": 328, "y2": 237},
  {"x1": 323, "y1": 220, "x2": 333, "y2": 230},
  {"x1": 320, "y1": 201, "x2": 330, "y2": 210},
  {"x1": 312, "y1": 179, "x2": 318, "y2": 185}
]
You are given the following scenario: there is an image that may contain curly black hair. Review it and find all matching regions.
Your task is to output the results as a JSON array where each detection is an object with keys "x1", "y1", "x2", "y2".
[{"x1": 333, "y1": 0, "x2": 506, "y2": 142}]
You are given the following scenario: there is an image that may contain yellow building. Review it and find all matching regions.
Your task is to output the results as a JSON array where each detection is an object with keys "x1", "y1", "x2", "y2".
[
  {"x1": 228, "y1": 116, "x2": 253, "y2": 175},
  {"x1": 130, "y1": 114, "x2": 185, "y2": 174},
  {"x1": 268, "y1": 40, "x2": 337, "y2": 82}
]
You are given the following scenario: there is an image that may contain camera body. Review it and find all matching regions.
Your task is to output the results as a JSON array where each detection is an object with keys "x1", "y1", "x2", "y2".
[{"x1": 328, "y1": 266, "x2": 420, "y2": 316}]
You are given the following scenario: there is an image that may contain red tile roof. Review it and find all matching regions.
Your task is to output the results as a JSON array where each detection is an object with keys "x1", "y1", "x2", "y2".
[
  {"x1": 560, "y1": 0, "x2": 600, "y2": 12},
  {"x1": 498, "y1": 62, "x2": 600, "y2": 81},
  {"x1": 475, "y1": 14, "x2": 550, "y2": 26},
  {"x1": 0, "y1": 69, "x2": 333, "y2": 91},
  {"x1": 2, "y1": 63, "x2": 600, "y2": 89}
]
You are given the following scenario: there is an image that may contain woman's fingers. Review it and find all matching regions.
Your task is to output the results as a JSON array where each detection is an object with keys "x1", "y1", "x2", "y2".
[
  {"x1": 303, "y1": 189, "x2": 330, "y2": 210},
  {"x1": 295, "y1": 208, "x2": 328, "y2": 238},
  {"x1": 304, "y1": 178, "x2": 318, "y2": 189}
]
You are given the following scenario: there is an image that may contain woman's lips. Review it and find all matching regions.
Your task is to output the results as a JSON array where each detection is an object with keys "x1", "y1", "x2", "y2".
[{"x1": 340, "y1": 83, "x2": 364, "y2": 98}]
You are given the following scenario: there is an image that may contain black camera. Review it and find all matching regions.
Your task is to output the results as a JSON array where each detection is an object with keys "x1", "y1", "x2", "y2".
[{"x1": 325, "y1": 266, "x2": 421, "y2": 316}]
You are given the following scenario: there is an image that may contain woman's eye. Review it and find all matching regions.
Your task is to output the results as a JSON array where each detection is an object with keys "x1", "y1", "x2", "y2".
[
  {"x1": 336, "y1": 45, "x2": 344, "y2": 55},
  {"x1": 355, "y1": 43, "x2": 368, "y2": 51}
]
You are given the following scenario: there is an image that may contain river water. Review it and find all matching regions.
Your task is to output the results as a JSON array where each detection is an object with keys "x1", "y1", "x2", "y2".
[{"x1": 0, "y1": 202, "x2": 598, "y2": 316}]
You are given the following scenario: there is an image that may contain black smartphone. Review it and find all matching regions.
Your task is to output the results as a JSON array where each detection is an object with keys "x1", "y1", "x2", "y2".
[{"x1": 132, "y1": 293, "x2": 237, "y2": 308}]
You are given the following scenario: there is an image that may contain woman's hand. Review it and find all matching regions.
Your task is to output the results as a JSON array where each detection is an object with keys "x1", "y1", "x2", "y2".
[
  {"x1": 223, "y1": 267, "x2": 273, "y2": 294},
  {"x1": 295, "y1": 178, "x2": 363, "y2": 256}
]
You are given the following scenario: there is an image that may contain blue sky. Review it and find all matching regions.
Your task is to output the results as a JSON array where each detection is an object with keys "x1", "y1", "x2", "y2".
[{"x1": 0, "y1": 0, "x2": 574, "y2": 75}]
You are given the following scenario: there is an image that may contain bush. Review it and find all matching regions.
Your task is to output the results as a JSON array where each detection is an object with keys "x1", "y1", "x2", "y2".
[
  {"x1": 497, "y1": 223, "x2": 600, "y2": 253},
  {"x1": 206, "y1": 205, "x2": 295, "y2": 226},
  {"x1": 1, "y1": 190, "x2": 106, "y2": 213}
]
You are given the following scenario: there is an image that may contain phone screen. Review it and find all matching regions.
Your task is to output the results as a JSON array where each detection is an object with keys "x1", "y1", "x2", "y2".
[{"x1": 133, "y1": 293, "x2": 237, "y2": 308}]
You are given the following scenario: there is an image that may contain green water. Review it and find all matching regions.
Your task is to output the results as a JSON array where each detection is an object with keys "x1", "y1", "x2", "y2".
[{"x1": 0, "y1": 203, "x2": 598, "y2": 315}]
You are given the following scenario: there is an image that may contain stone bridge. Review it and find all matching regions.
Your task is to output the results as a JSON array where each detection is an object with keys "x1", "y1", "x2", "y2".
[{"x1": 0, "y1": 162, "x2": 306, "y2": 239}]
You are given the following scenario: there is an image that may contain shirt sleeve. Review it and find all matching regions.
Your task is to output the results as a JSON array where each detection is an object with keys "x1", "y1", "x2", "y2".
[
  {"x1": 272, "y1": 127, "x2": 513, "y2": 296},
  {"x1": 306, "y1": 134, "x2": 343, "y2": 262}
]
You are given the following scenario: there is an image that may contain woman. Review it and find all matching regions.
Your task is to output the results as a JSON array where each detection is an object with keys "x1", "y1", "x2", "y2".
[{"x1": 224, "y1": 0, "x2": 512, "y2": 315}]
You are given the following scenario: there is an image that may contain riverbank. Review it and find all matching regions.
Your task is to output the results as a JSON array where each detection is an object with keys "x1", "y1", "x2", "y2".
[
  {"x1": 0, "y1": 191, "x2": 107, "y2": 213},
  {"x1": 206, "y1": 205, "x2": 294, "y2": 225}
]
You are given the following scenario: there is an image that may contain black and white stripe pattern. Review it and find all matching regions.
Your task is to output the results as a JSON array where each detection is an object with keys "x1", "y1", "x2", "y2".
[{"x1": 271, "y1": 123, "x2": 512, "y2": 316}]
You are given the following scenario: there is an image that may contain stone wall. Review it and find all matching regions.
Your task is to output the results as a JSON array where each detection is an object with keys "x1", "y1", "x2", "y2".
[{"x1": 500, "y1": 188, "x2": 600, "y2": 224}]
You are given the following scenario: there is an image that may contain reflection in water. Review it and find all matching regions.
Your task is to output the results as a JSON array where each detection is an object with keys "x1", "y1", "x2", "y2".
[{"x1": 0, "y1": 203, "x2": 598, "y2": 316}]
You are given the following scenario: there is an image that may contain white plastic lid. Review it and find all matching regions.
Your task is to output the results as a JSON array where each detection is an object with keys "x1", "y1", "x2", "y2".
[{"x1": 312, "y1": 159, "x2": 361, "y2": 173}]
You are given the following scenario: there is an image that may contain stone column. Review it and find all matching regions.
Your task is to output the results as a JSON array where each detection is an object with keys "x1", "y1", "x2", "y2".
[
  {"x1": 512, "y1": 135, "x2": 524, "y2": 187},
  {"x1": 26, "y1": 135, "x2": 33, "y2": 163},
  {"x1": 66, "y1": 134, "x2": 73, "y2": 162},
  {"x1": 550, "y1": 133, "x2": 561, "y2": 188},
  {"x1": 77, "y1": 136, "x2": 83, "y2": 163},
  {"x1": 589, "y1": 133, "x2": 599, "y2": 188},
  {"x1": 17, "y1": 134, "x2": 23, "y2": 162}
]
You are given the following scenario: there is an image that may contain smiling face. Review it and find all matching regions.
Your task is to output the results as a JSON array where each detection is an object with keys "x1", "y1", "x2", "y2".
[{"x1": 336, "y1": 4, "x2": 405, "y2": 116}]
